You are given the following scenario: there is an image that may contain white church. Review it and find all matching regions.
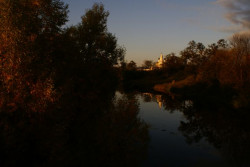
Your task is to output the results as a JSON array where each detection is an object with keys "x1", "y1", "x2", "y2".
[{"x1": 156, "y1": 53, "x2": 165, "y2": 68}]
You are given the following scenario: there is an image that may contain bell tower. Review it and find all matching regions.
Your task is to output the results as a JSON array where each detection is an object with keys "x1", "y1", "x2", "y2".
[{"x1": 157, "y1": 53, "x2": 164, "y2": 68}]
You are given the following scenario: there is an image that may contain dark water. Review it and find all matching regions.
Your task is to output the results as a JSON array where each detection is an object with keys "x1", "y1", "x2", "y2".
[
  {"x1": 129, "y1": 91, "x2": 250, "y2": 167},
  {"x1": 0, "y1": 90, "x2": 250, "y2": 166},
  {"x1": 132, "y1": 92, "x2": 225, "y2": 167}
]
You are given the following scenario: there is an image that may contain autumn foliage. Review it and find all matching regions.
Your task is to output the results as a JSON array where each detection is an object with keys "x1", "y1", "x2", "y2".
[
  {"x1": 197, "y1": 34, "x2": 250, "y2": 89},
  {"x1": 160, "y1": 35, "x2": 250, "y2": 90},
  {"x1": 0, "y1": 1, "x2": 125, "y2": 111}
]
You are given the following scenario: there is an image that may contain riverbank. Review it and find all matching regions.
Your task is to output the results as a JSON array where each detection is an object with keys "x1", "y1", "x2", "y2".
[
  {"x1": 121, "y1": 70, "x2": 169, "y2": 92},
  {"x1": 156, "y1": 78, "x2": 250, "y2": 109},
  {"x1": 122, "y1": 70, "x2": 250, "y2": 109}
]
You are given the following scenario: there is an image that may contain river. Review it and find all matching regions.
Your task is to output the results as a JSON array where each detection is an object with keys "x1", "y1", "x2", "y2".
[
  {"x1": 0, "y1": 90, "x2": 249, "y2": 166},
  {"x1": 115, "y1": 91, "x2": 250, "y2": 167}
]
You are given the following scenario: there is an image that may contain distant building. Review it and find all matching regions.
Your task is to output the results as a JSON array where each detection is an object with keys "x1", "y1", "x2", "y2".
[{"x1": 156, "y1": 53, "x2": 165, "y2": 68}]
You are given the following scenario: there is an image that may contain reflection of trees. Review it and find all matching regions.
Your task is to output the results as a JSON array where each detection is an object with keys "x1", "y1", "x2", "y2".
[
  {"x1": 178, "y1": 103, "x2": 250, "y2": 166},
  {"x1": 0, "y1": 91, "x2": 149, "y2": 167},
  {"x1": 142, "y1": 93, "x2": 153, "y2": 103},
  {"x1": 141, "y1": 92, "x2": 188, "y2": 112},
  {"x1": 161, "y1": 95, "x2": 186, "y2": 113},
  {"x1": 94, "y1": 94, "x2": 149, "y2": 166},
  {"x1": 143, "y1": 91, "x2": 250, "y2": 166}
]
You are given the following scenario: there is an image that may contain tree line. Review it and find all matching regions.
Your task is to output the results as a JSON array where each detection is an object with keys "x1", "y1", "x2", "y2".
[
  {"x1": 164, "y1": 35, "x2": 250, "y2": 90},
  {"x1": 124, "y1": 35, "x2": 250, "y2": 91}
]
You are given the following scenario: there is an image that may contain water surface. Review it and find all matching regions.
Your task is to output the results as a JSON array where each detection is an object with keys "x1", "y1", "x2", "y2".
[
  {"x1": 116, "y1": 91, "x2": 250, "y2": 167},
  {"x1": 0, "y1": 90, "x2": 249, "y2": 166}
]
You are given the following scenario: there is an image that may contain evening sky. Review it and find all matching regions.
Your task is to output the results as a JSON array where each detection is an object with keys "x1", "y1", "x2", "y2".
[{"x1": 63, "y1": 0, "x2": 246, "y2": 65}]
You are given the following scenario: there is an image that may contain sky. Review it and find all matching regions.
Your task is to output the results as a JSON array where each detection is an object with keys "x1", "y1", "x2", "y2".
[{"x1": 63, "y1": 0, "x2": 250, "y2": 65}]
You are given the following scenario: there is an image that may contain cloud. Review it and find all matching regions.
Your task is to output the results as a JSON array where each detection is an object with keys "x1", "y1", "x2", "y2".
[
  {"x1": 216, "y1": 0, "x2": 250, "y2": 33},
  {"x1": 209, "y1": 25, "x2": 243, "y2": 33}
]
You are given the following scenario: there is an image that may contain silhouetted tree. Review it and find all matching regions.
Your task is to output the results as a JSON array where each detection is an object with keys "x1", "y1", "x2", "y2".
[
  {"x1": 54, "y1": 3, "x2": 126, "y2": 94},
  {"x1": 180, "y1": 41, "x2": 206, "y2": 66},
  {"x1": 163, "y1": 53, "x2": 184, "y2": 74},
  {"x1": 204, "y1": 39, "x2": 229, "y2": 57},
  {"x1": 126, "y1": 61, "x2": 137, "y2": 71},
  {"x1": 71, "y1": 3, "x2": 125, "y2": 66},
  {"x1": 142, "y1": 60, "x2": 153, "y2": 69}
]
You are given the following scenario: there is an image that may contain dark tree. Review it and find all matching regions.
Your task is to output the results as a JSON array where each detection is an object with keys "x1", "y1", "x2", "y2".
[
  {"x1": 180, "y1": 40, "x2": 206, "y2": 66},
  {"x1": 126, "y1": 61, "x2": 137, "y2": 71},
  {"x1": 142, "y1": 60, "x2": 153, "y2": 69},
  {"x1": 72, "y1": 3, "x2": 125, "y2": 66},
  {"x1": 164, "y1": 53, "x2": 184, "y2": 74}
]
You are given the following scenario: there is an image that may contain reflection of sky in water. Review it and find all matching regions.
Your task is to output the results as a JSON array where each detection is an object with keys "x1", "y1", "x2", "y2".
[{"x1": 135, "y1": 93, "x2": 229, "y2": 167}]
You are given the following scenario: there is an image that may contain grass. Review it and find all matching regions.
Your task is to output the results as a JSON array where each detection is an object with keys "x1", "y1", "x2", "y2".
[{"x1": 153, "y1": 75, "x2": 196, "y2": 94}]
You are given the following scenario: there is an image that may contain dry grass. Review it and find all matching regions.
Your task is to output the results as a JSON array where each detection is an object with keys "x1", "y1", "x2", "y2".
[{"x1": 153, "y1": 75, "x2": 196, "y2": 93}]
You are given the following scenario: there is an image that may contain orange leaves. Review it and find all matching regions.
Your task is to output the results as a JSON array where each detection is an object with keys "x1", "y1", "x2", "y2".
[
  {"x1": 25, "y1": 78, "x2": 56, "y2": 112},
  {"x1": 30, "y1": 79, "x2": 55, "y2": 103},
  {"x1": 32, "y1": 0, "x2": 40, "y2": 7}
]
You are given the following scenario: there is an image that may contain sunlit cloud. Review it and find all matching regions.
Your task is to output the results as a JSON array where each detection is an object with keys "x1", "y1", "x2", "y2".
[{"x1": 216, "y1": 0, "x2": 250, "y2": 34}]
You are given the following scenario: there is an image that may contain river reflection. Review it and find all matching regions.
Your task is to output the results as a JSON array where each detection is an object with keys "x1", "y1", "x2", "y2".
[
  {"x1": 0, "y1": 90, "x2": 250, "y2": 166},
  {"x1": 0, "y1": 91, "x2": 149, "y2": 167},
  {"x1": 136, "y1": 91, "x2": 250, "y2": 167}
]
